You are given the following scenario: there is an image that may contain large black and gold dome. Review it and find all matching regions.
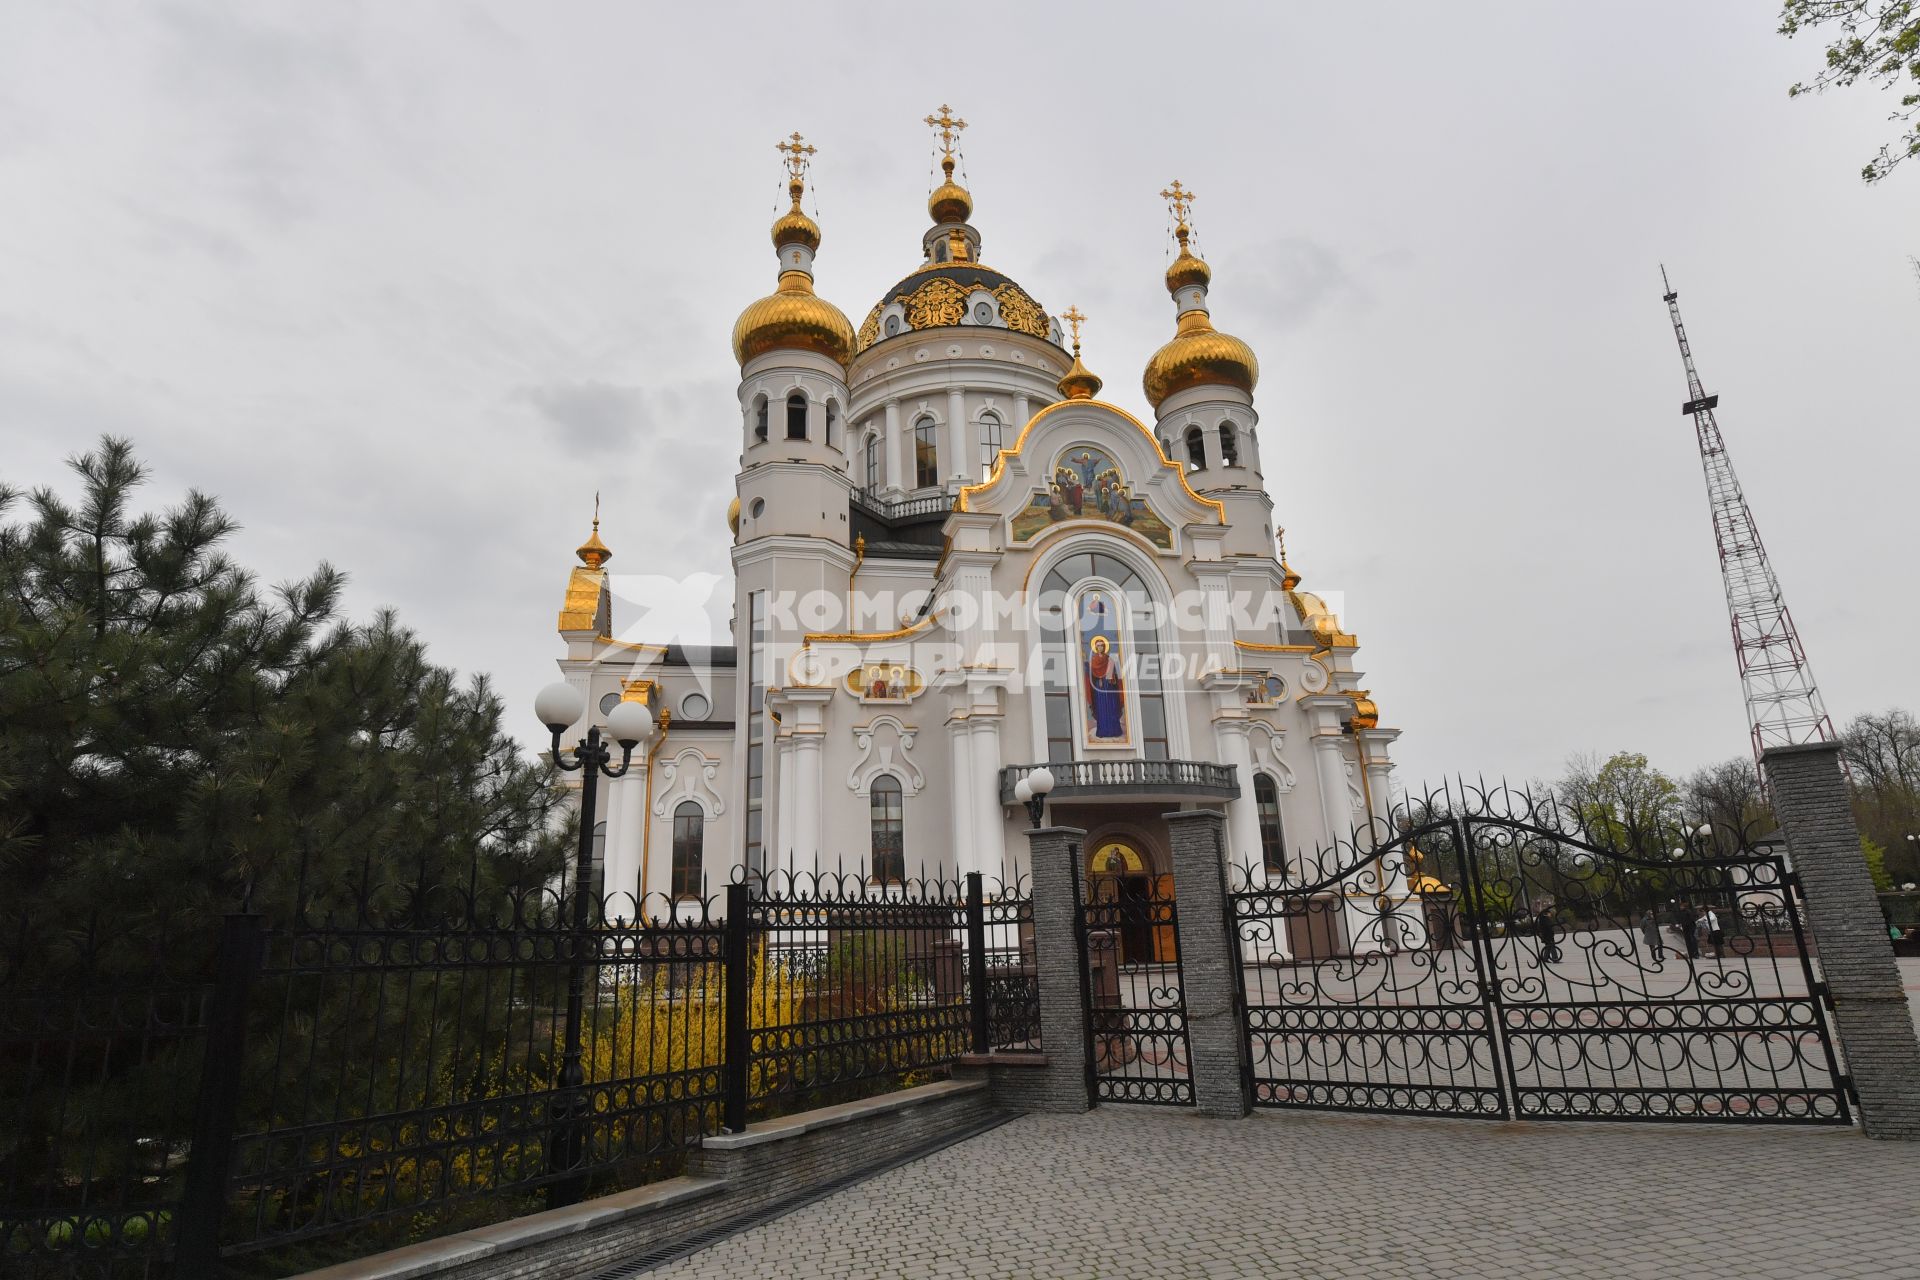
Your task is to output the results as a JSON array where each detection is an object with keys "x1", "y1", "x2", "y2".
[{"x1": 855, "y1": 264, "x2": 1054, "y2": 354}]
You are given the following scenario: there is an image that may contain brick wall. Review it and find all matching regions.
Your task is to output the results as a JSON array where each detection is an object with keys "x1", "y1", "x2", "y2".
[
  {"x1": 1024, "y1": 825, "x2": 1094, "y2": 1113},
  {"x1": 1164, "y1": 810, "x2": 1252, "y2": 1118},
  {"x1": 1763, "y1": 742, "x2": 1920, "y2": 1140}
]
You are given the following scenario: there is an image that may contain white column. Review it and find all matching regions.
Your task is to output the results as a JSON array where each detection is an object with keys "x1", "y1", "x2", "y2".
[
  {"x1": 1012, "y1": 393, "x2": 1030, "y2": 430},
  {"x1": 969, "y1": 717, "x2": 1005, "y2": 883},
  {"x1": 773, "y1": 733, "x2": 795, "y2": 876},
  {"x1": 791, "y1": 732, "x2": 823, "y2": 866},
  {"x1": 1310, "y1": 730, "x2": 1353, "y2": 849},
  {"x1": 1360, "y1": 728, "x2": 1422, "y2": 947},
  {"x1": 1215, "y1": 720, "x2": 1264, "y2": 884},
  {"x1": 606, "y1": 770, "x2": 646, "y2": 917},
  {"x1": 883, "y1": 400, "x2": 903, "y2": 496},
  {"x1": 946, "y1": 386, "x2": 968, "y2": 487},
  {"x1": 948, "y1": 714, "x2": 975, "y2": 879}
]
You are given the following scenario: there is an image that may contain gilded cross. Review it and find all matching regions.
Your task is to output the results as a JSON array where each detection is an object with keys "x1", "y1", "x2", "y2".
[
  {"x1": 1061, "y1": 305, "x2": 1087, "y2": 352},
  {"x1": 775, "y1": 131, "x2": 816, "y2": 182},
  {"x1": 592, "y1": 490, "x2": 601, "y2": 531},
  {"x1": 924, "y1": 104, "x2": 968, "y2": 159},
  {"x1": 1160, "y1": 179, "x2": 1196, "y2": 231}
]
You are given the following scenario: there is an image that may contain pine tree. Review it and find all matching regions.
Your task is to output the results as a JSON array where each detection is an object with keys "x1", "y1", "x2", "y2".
[{"x1": 0, "y1": 437, "x2": 566, "y2": 971}]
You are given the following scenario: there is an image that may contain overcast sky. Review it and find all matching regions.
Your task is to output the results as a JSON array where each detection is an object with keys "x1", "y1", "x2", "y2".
[{"x1": 3, "y1": 1, "x2": 1915, "y2": 791}]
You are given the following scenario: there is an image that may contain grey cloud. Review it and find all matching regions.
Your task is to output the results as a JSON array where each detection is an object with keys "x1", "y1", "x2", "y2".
[
  {"x1": 1226, "y1": 238, "x2": 1363, "y2": 333},
  {"x1": 514, "y1": 381, "x2": 658, "y2": 439}
]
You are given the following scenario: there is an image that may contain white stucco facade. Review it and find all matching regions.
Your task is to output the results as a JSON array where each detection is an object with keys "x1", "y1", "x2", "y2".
[{"x1": 546, "y1": 129, "x2": 1410, "y2": 948}]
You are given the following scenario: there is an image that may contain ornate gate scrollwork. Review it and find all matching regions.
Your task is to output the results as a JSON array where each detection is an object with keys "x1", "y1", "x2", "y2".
[
  {"x1": 1077, "y1": 849, "x2": 1193, "y2": 1105},
  {"x1": 1227, "y1": 783, "x2": 1851, "y2": 1126}
]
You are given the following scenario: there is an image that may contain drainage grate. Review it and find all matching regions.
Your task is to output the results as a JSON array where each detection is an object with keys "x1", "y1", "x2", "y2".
[{"x1": 579, "y1": 1109, "x2": 1021, "y2": 1279}]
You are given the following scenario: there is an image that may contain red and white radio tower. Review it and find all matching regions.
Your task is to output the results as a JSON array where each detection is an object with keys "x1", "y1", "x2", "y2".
[{"x1": 1660, "y1": 266, "x2": 1836, "y2": 769}]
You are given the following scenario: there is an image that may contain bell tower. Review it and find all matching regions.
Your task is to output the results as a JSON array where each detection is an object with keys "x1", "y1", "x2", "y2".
[
  {"x1": 728, "y1": 132, "x2": 858, "y2": 876},
  {"x1": 1142, "y1": 181, "x2": 1272, "y2": 557}
]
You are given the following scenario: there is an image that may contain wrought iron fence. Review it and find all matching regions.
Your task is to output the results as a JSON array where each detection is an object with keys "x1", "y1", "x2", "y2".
[
  {"x1": 0, "y1": 914, "x2": 214, "y2": 1280},
  {"x1": 1, "y1": 868, "x2": 1032, "y2": 1277},
  {"x1": 1228, "y1": 781, "x2": 1851, "y2": 1125}
]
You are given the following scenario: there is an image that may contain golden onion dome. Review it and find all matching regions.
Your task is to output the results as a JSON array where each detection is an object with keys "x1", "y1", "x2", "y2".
[
  {"x1": 576, "y1": 521, "x2": 611, "y2": 569},
  {"x1": 1165, "y1": 246, "x2": 1212, "y2": 294},
  {"x1": 772, "y1": 176, "x2": 822, "y2": 252},
  {"x1": 726, "y1": 496, "x2": 741, "y2": 536},
  {"x1": 772, "y1": 208, "x2": 821, "y2": 253},
  {"x1": 928, "y1": 178, "x2": 973, "y2": 224},
  {"x1": 1142, "y1": 309, "x2": 1260, "y2": 410},
  {"x1": 1280, "y1": 559, "x2": 1302, "y2": 591},
  {"x1": 732, "y1": 270, "x2": 855, "y2": 367},
  {"x1": 1057, "y1": 352, "x2": 1102, "y2": 401}
]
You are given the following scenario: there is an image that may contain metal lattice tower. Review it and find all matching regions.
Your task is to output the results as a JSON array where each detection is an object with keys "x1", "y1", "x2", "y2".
[{"x1": 1661, "y1": 266, "x2": 1836, "y2": 769}]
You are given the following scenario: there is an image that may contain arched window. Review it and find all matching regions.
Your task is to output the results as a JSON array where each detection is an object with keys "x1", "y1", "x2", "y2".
[
  {"x1": 913, "y1": 416, "x2": 939, "y2": 489},
  {"x1": 1219, "y1": 422, "x2": 1240, "y2": 467},
  {"x1": 1255, "y1": 775, "x2": 1286, "y2": 879},
  {"x1": 670, "y1": 802, "x2": 704, "y2": 900},
  {"x1": 786, "y1": 393, "x2": 808, "y2": 440},
  {"x1": 863, "y1": 432, "x2": 880, "y2": 492},
  {"x1": 1184, "y1": 426, "x2": 1206, "y2": 472},
  {"x1": 1038, "y1": 552, "x2": 1174, "y2": 763},
  {"x1": 824, "y1": 402, "x2": 839, "y2": 448},
  {"x1": 977, "y1": 412, "x2": 1002, "y2": 481},
  {"x1": 752, "y1": 396, "x2": 768, "y2": 442},
  {"x1": 870, "y1": 775, "x2": 904, "y2": 884}
]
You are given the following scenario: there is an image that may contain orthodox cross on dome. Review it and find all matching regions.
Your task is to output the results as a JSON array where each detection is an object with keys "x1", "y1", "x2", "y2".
[
  {"x1": 1061, "y1": 305, "x2": 1087, "y2": 354},
  {"x1": 776, "y1": 131, "x2": 816, "y2": 180},
  {"x1": 1160, "y1": 179, "x2": 1196, "y2": 237},
  {"x1": 924, "y1": 104, "x2": 967, "y2": 162},
  {"x1": 775, "y1": 131, "x2": 816, "y2": 202}
]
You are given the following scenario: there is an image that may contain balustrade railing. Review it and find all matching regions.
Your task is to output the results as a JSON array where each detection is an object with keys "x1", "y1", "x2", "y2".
[{"x1": 999, "y1": 759, "x2": 1241, "y2": 803}]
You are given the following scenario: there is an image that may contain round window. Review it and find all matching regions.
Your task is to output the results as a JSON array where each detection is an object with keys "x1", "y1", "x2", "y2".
[
  {"x1": 680, "y1": 692, "x2": 711, "y2": 720},
  {"x1": 884, "y1": 315, "x2": 901, "y2": 337},
  {"x1": 598, "y1": 692, "x2": 622, "y2": 714},
  {"x1": 972, "y1": 301, "x2": 993, "y2": 324},
  {"x1": 750, "y1": 498, "x2": 766, "y2": 518}
]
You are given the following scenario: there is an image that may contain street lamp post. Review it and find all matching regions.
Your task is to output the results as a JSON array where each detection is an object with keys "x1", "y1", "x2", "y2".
[
  {"x1": 1013, "y1": 766, "x2": 1056, "y2": 830},
  {"x1": 534, "y1": 682, "x2": 654, "y2": 1207}
]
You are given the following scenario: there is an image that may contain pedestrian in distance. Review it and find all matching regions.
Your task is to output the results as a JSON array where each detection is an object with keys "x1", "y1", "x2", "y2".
[
  {"x1": 1676, "y1": 902, "x2": 1701, "y2": 960},
  {"x1": 1699, "y1": 903, "x2": 1724, "y2": 960},
  {"x1": 1638, "y1": 907, "x2": 1664, "y2": 961},
  {"x1": 1535, "y1": 899, "x2": 1562, "y2": 965}
]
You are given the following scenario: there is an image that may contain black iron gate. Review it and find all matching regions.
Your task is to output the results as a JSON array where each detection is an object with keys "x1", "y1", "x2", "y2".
[
  {"x1": 1078, "y1": 857, "x2": 1193, "y2": 1105},
  {"x1": 1229, "y1": 787, "x2": 1852, "y2": 1125},
  {"x1": 1231, "y1": 822, "x2": 1507, "y2": 1117}
]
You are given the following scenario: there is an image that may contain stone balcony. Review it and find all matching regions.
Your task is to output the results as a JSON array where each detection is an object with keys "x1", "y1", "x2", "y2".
[{"x1": 999, "y1": 759, "x2": 1241, "y2": 806}]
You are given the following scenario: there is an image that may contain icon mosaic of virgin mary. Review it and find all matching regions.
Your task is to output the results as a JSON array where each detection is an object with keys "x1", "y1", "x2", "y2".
[{"x1": 1080, "y1": 593, "x2": 1128, "y2": 742}]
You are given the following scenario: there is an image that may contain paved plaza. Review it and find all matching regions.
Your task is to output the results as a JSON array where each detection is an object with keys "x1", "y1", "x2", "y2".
[{"x1": 643, "y1": 1106, "x2": 1920, "y2": 1280}]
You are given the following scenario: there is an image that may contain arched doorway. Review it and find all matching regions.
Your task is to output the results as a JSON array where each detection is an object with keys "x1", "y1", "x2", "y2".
[{"x1": 1086, "y1": 837, "x2": 1175, "y2": 964}]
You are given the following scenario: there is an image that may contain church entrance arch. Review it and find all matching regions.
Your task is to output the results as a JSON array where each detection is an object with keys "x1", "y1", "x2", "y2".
[{"x1": 1085, "y1": 835, "x2": 1173, "y2": 965}]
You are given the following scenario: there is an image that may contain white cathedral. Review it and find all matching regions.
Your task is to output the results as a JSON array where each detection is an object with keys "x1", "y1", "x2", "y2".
[{"x1": 546, "y1": 110, "x2": 1409, "y2": 942}]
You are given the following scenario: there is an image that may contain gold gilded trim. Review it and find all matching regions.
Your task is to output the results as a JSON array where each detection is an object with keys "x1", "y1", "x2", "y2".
[
  {"x1": 1235, "y1": 639, "x2": 1315, "y2": 653},
  {"x1": 956, "y1": 398, "x2": 1227, "y2": 525},
  {"x1": 804, "y1": 611, "x2": 941, "y2": 646}
]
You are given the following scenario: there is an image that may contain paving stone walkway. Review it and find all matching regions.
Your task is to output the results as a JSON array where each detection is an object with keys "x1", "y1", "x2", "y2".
[{"x1": 644, "y1": 1107, "x2": 1920, "y2": 1279}]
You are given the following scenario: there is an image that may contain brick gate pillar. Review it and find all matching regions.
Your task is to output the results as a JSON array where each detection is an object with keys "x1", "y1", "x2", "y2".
[
  {"x1": 1762, "y1": 741, "x2": 1920, "y2": 1140},
  {"x1": 1164, "y1": 810, "x2": 1252, "y2": 1118},
  {"x1": 1025, "y1": 825, "x2": 1093, "y2": 1113}
]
